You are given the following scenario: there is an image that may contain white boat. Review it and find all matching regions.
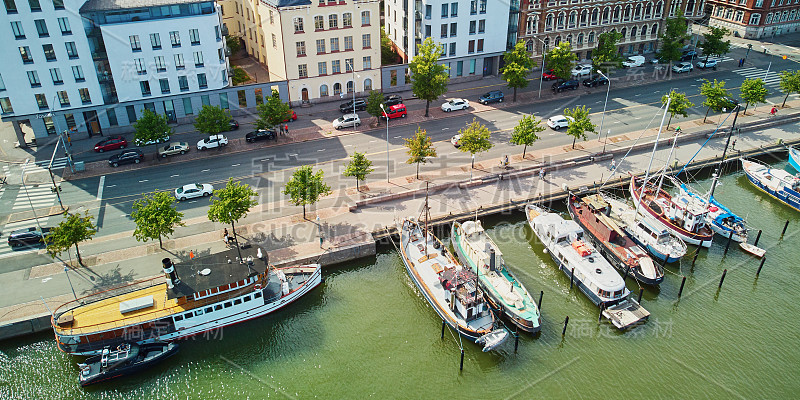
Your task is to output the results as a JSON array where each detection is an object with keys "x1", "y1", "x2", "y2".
[
  {"x1": 451, "y1": 220, "x2": 542, "y2": 333},
  {"x1": 741, "y1": 158, "x2": 800, "y2": 212},
  {"x1": 398, "y1": 217, "x2": 508, "y2": 350},
  {"x1": 525, "y1": 204, "x2": 649, "y2": 329},
  {"x1": 789, "y1": 146, "x2": 800, "y2": 172},
  {"x1": 676, "y1": 178, "x2": 748, "y2": 242}
]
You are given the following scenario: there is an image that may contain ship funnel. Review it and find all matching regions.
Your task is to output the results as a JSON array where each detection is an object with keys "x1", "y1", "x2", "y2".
[
  {"x1": 489, "y1": 248, "x2": 496, "y2": 272},
  {"x1": 162, "y1": 257, "x2": 180, "y2": 288}
]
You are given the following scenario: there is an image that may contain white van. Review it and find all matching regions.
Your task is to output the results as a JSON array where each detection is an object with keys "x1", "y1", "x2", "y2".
[{"x1": 622, "y1": 55, "x2": 645, "y2": 68}]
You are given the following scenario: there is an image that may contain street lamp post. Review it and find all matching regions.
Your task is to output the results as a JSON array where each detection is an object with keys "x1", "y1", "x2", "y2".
[
  {"x1": 47, "y1": 139, "x2": 65, "y2": 210},
  {"x1": 597, "y1": 70, "x2": 612, "y2": 154},
  {"x1": 21, "y1": 159, "x2": 43, "y2": 230},
  {"x1": 533, "y1": 37, "x2": 547, "y2": 99},
  {"x1": 379, "y1": 104, "x2": 390, "y2": 182}
]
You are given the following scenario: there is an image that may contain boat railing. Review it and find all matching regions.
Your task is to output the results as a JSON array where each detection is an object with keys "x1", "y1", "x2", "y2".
[{"x1": 53, "y1": 275, "x2": 166, "y2": 321}]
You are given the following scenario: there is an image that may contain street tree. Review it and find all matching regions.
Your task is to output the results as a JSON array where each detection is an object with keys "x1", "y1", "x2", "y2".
[
  {"x1": 131, "y1": 191, "x2": 185, "y2": 249},
  {"x1": 404, "y1": 127, "x2": 438, "y2": 179},
  {"x1": 545, "y1": 42, "x2": 578, "y2": 80},
  {"x1": 700, "y1": 79, "x2": 730, "y2": 122},
  {"x1": 45, "y1": 211, "x2": 97, "y2": 266},
  {"x1": 501, "y1": 41, "x2": 535, "y2": 102},
  {"x1": 657, "y1": 11, "x2": 690, "y2": 63},
  {"x1": 740, "y1": 78, "x2": 768, "y2": 114},
  {"x1": 283, "y1": 166, "x2": 332, "y2": 219},
  {"x1": 592, "y1": 31, "x2": 624, "y2": 74},
  {"x1": 208, "y1": 178, "x2": 259, "y2": 260},
  {"x1": 699, "y1": 26, "x2": 732, "y2": 64},
  {"x1": 365, "y1": 90, "x2": 386, "y2": 125},
  {"x1": 194, "y1": 105, "x2": 232, "y2": 135},
  {"x1": 133, "y1": 109, "x2": 171, "y2": 153},
  {"x1": 256, "y1": 89, "x2": 291, "y2": 131},
  {"x1": 457, "y1": 118, "x2": 493, "y2": 168},
  {"x1": 226, "y1": 36, "x2": 242, "y2": 54},
  {"x1": 563, "y1": 106, "x2": 597, "y2": 149},
  {"x1": 661, "y1": 90, "x2": 695, "y2": 129},
  {"x1": 232, "y1": 67, "x2": 251, "y2": 85},
  {"x1": 380, "y1": 27, "x2": 398, "y2": 65},
  {"x1": 343, "y1": 151, "x2": 374, "y2": 191},
  {"x1": 778, "y1": 70, "x2": 800, "y2": 108},
  {"x1": 409, "y1": 37, "x2": 450, "y2": 117},
  {"x1": 510, "y1": 114, "x2": 545, "y2": 158}
]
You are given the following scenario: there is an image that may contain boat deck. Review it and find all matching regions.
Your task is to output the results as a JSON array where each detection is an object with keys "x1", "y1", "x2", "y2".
[{"x1": 603, "y1": 298, "x2": 650, "y2": 330}]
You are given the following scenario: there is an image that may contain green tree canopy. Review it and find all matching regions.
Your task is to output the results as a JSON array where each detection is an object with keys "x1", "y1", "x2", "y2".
[
  {"x1": 404, "y1": 127, "x2": 438, "y2": 179},
  {"x1": 409, "y1": 37, "x2": 450, "y2": 117},
  {"x1": 256, "y1": 89, "x2": 291, "y2": 130},
  {"x1": 592, "y1": 31, "x2": 624, "y2": 74},
  {"x1": 563, "y1": 106, "x2": 597, "y2": 149},
  {"x1": 661, "y1": 90, "x2": 695, "y2": 129},
  {"x1": 343, "y1": 151, "x2": 374, "y2": 191},
  {"x1": 510, "y1": 115, "x2": 545, "y2": 157},
  {"x1": 232, "y1": 66, "x2": 250, "y2": 85},
  {"x1": 700, "y1": 79, "x2": 730, "y2": 122},
  {"x1": 657, "y1": 11, "x2": 690, "y2": 63},
  {"x1": 778, "y1": 70, "x2": 800, "y2": 108},
  {"x1": 380, "y1": 27, "x2": 399, "y2": 65},
  {"x1": 131, "y1": 191, "x2": 185, "y2": 249},
  {"x1": 457, "y1": 118, "x2": 493, "y2": 168},
  {"x1": 501, "y1": 41, "x2": 535, "y2": 102},
  {"x1": 740, "y1": 78, "x2": 768, "y2": 114},
  {"x1": 133, "y1": 109, "x2": 171, "y2": 152},
  {"x1": 45, "y1": 211, "x2": 97, "y2": 266},
  {"x1": 283, "y1": 166, "x2": 332, "y2": 219},
  {"x1": 699, "y1": 26, "x2": 732, "y2": 64},
  {"x1": 194, "y1": 105, "x2": 232, "y2": 135},
  {"x1": 208, "y1": 178, "x2": 258, "y2": 259},
  {"x1": 366, "y1": 90, "x2": 386, "y2": 125},
  {"x1": 545, "y1": 42, "x2": 578, "y2": 80}
]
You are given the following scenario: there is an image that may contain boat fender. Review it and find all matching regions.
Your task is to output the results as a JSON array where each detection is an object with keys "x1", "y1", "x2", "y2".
[{"x1": 254, "y1": 283, "x2": 262, "y2": 291}]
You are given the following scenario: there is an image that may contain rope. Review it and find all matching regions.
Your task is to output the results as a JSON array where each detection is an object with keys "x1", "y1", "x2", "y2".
[
  {"x1": 601, "y1": 101, "x2": 668, "y2": 188},
  {"x1": 676, "y1": 108, "x2": 737, "y2": 176}
]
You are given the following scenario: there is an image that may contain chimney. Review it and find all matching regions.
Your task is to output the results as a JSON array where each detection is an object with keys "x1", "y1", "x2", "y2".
[
  {"x1": 162, "y1": 257, "x2": 180, "y2": 288},
  {"x1": 489, "y1": 248, "x2": 496, "y2": 272}
]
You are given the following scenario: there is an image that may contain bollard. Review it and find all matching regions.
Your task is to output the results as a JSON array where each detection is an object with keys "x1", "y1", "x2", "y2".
[
  {"x1": 719, "y1": 269, "x2": 727, "y2": 289},
  {"x1": 724, "y1": 229, "x2": 734, "y2": 255},
  {"x1": 757, "y1": 256, "x2": 766, "y2": 276},
  {"x1": 538, "y1": 291, "x2": 543, "y2": 311},
  {"x1": 678, "y1": 276, "x2": 686, "y2": 298},
  {"x1": 622, "y1": 266, "x2": 629, "y2": 282},
  {"x1": 754, "y1": 230, "x2": 762, "y2": 246},
  {"x1": 569, "y1": 268, "x2": 575, "y2": 289},
  {"x1": 514, "y1": 332, "x2": 520, "y2": 353},
  {"x1": 598, "y1": 303, "x2": 605, "y2": 323},
  {"x1": 441, "y1": 320, "x2": 446, "y2": 339},
  {"x1": 782, "y1": 220, "x2": 790, "y2": 237},
  {"x1": 637, "y1": 288, "x2": 644, "y2": 304},
  {"x1": 692, "y1": 250, "x2": 699, "y2": 266},
  {"x1": 562, "y1": 316, "x2": 570, "y2": 336},
  {"x1": 460, "y1": 349, "x2": 465, "y2": 371}
]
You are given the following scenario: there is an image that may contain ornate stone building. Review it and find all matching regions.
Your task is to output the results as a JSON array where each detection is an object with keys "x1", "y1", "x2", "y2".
[{"x1": 708, "y1": 0, "x2": 800, "y2": 39}]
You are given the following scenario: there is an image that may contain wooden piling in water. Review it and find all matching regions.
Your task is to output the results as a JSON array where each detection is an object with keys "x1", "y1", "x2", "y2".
[
  {"x1": 562, "y1": 316, "x2": 569, "y2": 336},
  {"x1": 757, "y1": 257, "x2": 766, "y2": 276},
  {"x1": 538, "y1": 291, "x2": 543, "y2": 311},
  {"x1": 598, "y1": 303, "x2": 605, "y2": 323},
  {"x1": 637, "y1": 288, "x2": 644, "y2": 304},
  {"x1": 724, "y1": 230, "x2": 734, "y2": 254},
  {"x1": 782, "y1": 220, "x2": 790, "y2": 237},
  {"x1": 441, "y1": 320, "x2": 445, "y2": 339},
  {"x1": 569, "y1": 268, "x2": 574, "y2": 289},
  {"x1": 692, "y1": 250, "x2": 699, "y2": 266},
  {"x1": 678, "y1": 276, "x2": 686, "y2": 298},
  {"x1": 719, "y1": 269, "x2": 727, "y2": 289},
  {"x1": 754, "y1": 229, "x2": 762, "y2": 246},
  {"x1": 460, "y1": 349, "x2": 465, "y2": 371},
  {"x1": 514, "y1": 332, "x2": 519, "y2": 353}
]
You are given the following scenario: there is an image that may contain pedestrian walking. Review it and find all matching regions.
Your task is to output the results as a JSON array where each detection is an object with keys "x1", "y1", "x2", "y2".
[
  {"x1": 610, "y1": 159, "x2": 616, "y2": 170},
  {"x1": 770, "y1": 106, "x2": 778, "y2": 116},
  {"x1": 279, "y1": 124, "x2": 284, "y2": 135},
  {"x1": 284, "y1": 124, "x2": 289, "y2": 134},
  {"x1": 731, "y1": 139, "x2": 737, "y2": 150}
]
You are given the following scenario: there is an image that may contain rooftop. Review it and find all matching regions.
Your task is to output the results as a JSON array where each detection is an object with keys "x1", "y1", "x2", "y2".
[{"x1": 80, "y1": 0, "x2": 206, "y2": 13}]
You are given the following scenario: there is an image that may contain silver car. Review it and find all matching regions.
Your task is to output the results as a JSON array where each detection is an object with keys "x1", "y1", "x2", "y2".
[{"x1": 158, "y1": 142, "x2": 189, "y2": 158}]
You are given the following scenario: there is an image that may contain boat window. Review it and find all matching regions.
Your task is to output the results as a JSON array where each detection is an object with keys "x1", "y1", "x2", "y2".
[
  {"x1": 184, "y1": 312, "x2": 193, "y2": 319},
  {"x1": 254, "y1": 292, "x2": 262, "y2": 298},
  {"x1": 244, "y1": 295, "x2": 251, "y2": 302},
  {"x1": 195, "y1": 310, "x2": 203, "y2": 316},
  {"x1": 205, "y1": 307, "x2": 213, "y2": 313},
  {"x1": 174, "y1": 315, "x2": 183, "y2": 322},
  {"x1": 234, "y1": 299, "x2": 242, "y2": 305},
  {"x1": 214, "y1": 304, "x2": 223, "y2": 311},
  {"x1": 224, "y1": 302, "x2": 232, "y2": 308}
]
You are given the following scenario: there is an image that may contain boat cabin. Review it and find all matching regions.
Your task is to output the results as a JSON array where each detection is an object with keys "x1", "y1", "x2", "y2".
[{"x1": 439, "y1": 267, "x2": 486, "y2": 321}]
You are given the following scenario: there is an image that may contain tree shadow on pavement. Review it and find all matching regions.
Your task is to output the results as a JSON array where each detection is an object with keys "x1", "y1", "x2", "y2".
[{"x1": 84, "y1": 266, "x2": 136, "y2": 294}]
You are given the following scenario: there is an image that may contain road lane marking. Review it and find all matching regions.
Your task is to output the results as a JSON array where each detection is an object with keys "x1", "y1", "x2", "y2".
[
  {"x1": 231, "y1": 163, "x2": 241, "y2": 167},
  {"x1": 369, "y1": 140, "x2": 377, "y2": 143},
  {"x1": 107, "y1": 184, "x2": 116, "y2": 188},
  {"x1": 442, "y1": 127, "x2": 450, "y2": 130},
  {"x1": 317, "y1": 149, "x2": 325, "y2": 152},
  {"x1": 139, "y1": 179, "x2": 149, "y2": 183},
  {"x1": 97, "y1": 175, "x2": 105, "y2": 201},
  {"x1": 170, "y1": 174, "x2": 180, "y2": 177},
  {"x1": 202, "y1": 169, "x2": 210, "y2": 172},
  {"x1": 394, "y1": 135, "x2": 402, "y2": 138}
]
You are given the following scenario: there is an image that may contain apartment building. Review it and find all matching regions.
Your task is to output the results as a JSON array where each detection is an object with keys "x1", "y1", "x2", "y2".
[
  {"x1": 708, "y1": 0, "x2": 800, "y2": 39},
  {"x1": 385, "y1": 0, "x2": 512, "y2": 77},
  {"x1": 0, "y1": 0, "x2": 229, "y2": 141}
]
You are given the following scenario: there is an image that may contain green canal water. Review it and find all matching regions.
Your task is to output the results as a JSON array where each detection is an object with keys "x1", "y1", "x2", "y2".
[{"x1": 2, "y1": 161, "x2": 799, "y2": 399}]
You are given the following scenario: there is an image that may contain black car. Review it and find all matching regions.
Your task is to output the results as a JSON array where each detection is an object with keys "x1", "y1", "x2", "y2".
[
  {"x1": 680, "y1": 50, "x2": 698, "y2": 61},
  {"x1": 384, "y1": 95, "x2": 403, "y2": 107},
  {"x1": 582, "y1": 76, "x2": 609, "y2": 87},
  {"x1": 552, "y1": 79, "x2": 580, "y2": 93},
  {"x1": 229, "y1": 120, "x2": 240, "y2": 130},
  {"x1": 245, "y1": 129, "x2": 277, "y2": 142},
  {"x1": 108, "y1": 149, "x2": 145, "y2": 167},
  {"x1": 339, "y1": 98, "x2": 367, "y2": 113},
  {"x1": 7, "y1": 226, "x2": 50, "y2": 247},
  {"x1": 479, "y1": 90, "x2": 504, "y2": 104}
]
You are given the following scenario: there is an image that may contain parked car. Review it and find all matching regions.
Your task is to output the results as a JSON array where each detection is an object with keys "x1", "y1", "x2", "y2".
[
  {"x1": 108, "y1": 149, "x2": 144, "y2": 167},
  {"x1": 7, "y1": 226, "x2": 50, "y2": 247},
  {"x1": 450, "y1": 134, "x2": 462, "y2": 148},
  {"x1": 197, "y1": 134, "x2": 228, "y2": 150},
  {"x1": 571, "y1": 64, "x2": 593, "y2": 76},
  {"x1": 696, "y1": 59, "x2": 718, "y2": 70},
  {"x1": 441, "y1": 98, "x2": 469, "y2": 112},
  {"x1": 134, "y1": 133, "x2": 170, "y2": 147},
  {"x1": 479, "y1": 90, "x2": 504, "y2": 104},
  {"x1": 622, "y1": 55, "x2": 646, "y2": 68},
  {"x1": 546, "y1": 115, "x2": 575, "y2": 130},
  {"x1": 680, "y1": 50, "x2": 698, "y2": 61},
  {"x1": 339, "y1": 98, "x2": 367, "y2": 113},
  {"x1": 157, "y1": 142, "x2": 189, "y2": 158},
  {"x1": 384, "y1": 94, "x2": 403, "y2": 107},
  {"x1": 552, "y1": 79, "x2": 579, "y2": 92},
  {"x1": 245, "y1": 129, "x2": 277, "y2": 142},
  {"x1": 542, "y1": 69, "x2": 558, "y2": 80},
  {"x1": 382, "y1": 104, "x2": 407, "y2": 120},
  {"x1": 672, "y1": 62, "x2": 694, "y2": 73},
  {"x1": 283, "y1": 110, "x2": 298, "y2": 122},
  {"x1": 228, "y1": 120, "x2": 240, "y2": 130},
  {"x1": 174, "y1": 183, "x2": 213, "y2": 201},
  {"x1": 333, "y1": 113, "x2": 361, "y2": 129},
  {"x1": 582, "y1": 76, "x2": 609, "y2": 87},
  {"x1": 94, "y1": 136, "x2": 127, "y2": 153}
]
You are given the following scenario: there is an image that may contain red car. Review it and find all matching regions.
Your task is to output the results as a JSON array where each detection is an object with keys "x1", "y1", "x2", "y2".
[
  {"x1": 94, "y1": 136, "x2": 127, "y2": 153},
  {"x1": 542, "y1": 69, "x2": 557, "y2": 80},
  {"x1": 283, "y1": 110, "x2": 298, "y2": 122},
  {"x1": 381, "y1": 104, "x2": 407, "y2": 120}
]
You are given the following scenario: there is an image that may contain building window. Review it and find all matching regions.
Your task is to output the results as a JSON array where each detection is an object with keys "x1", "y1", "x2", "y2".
[
  {"x1": 320, "y1": 84, "x2": 329, "y2": 96},
  {"x1": 294, "y1": 17, "x2": 304, "y2": 32},
  {"x1": 479, "y1": 0, "x2": 486, "y2": 14},
  {"x1": 140, "y1": 81, "x2": 151, "y2": 96},
  {"x1": 43, "y1": 44, "x2": 56, "y2": 61},
  {"x1": 181, "y1": 97, "x2": 193, "y2": 115},
  {"x1": 318, "y1": 61, "x2": 327, "y2": 75},
  {"x1": 449, "y1": 42, "x2": 456, "y2": 56},
  {"x1": 3, "y1": 0, "x2": 17, "y2": 13},
  {"x1": 72, "y1": 65, "x2": 84, "y2": 82},
  {"x1": 343, "y1": 12, "x2": 352, "y2": 27},
  {"x1": 65, "y1": 42, "x2": 78, "y2": 58},
  {"x1": 0, "y1": 97, "x2": 13, "y2": 114},
  {"x1": 329, "y1": 14, "x2": 338, "y2": 29},
  {"x1": 344, "y1": 36, "x2": 353, "y2": 50},
  {"x1": 49, "y1": 68, "x2": 62, "y2": 84},
  {"x1": 426, "y1": 4, "x2": 432, "y2": 18},
  {"x1": 106, "y1": 108, "x2": 118, "y2": 125},
  {"x1": 425, "y1": 24, "x2": 431, "y2": 37},
  {"x1": 34, "y1": 19, "x2": 48, "y2": 37},
  {"x1": 56, "y1": 90, "x2": 69, "y2": 106},
  {"x1": 174, "y1": 53, "x2": 185, "y2": 69},
  {"x1": 330, "y1": 37, "x2": 339, "y2": 52},
  {"x1": 189, "y1": 28, "x2": 200, "y2": 45},
  {"x1": 154, "y1": 55, "x2": 166, "y2": 72},
  {"x1": 478, "y1": 20, "x2": 485, "y2": 33},
  {"x1": 214, "y1": 25, "x2": 221, "y2": 41},
  {"x1": 130, "y1": 35, "x2": 141, "y2": 51},
  {"x1": 178, "y1": 75, "x2": 189, "y2": 91},
  {"x1": 316, "y1": 39, "x2": 326, "y2": 53},
  {"x1": 126, "y1": 105, "x2": 137, "y2": 122},
  {"x1": 332, "y1": 59, "x2": 341, "y2": 73},
  {"x1": 135, "y1": 58, "x2": 146, "y2": 74},
  {"x1": 363, "y1": 56, "x2": 371, "y2": 69},
  {"x1": 364, "y1": 78, "x2": 372, "y2": 91},
  {"x1": 58, "y1": 17, "x2": 71, "y2": 35},
  {"x1": 470, "y1": 21, "x2": 476, "y2": 35},
  {"x1": 193, "y1": 73, "x2": 206, "y2": 89},
  {"x1": 362, "y1": 34, "x2": 371, "y2": 48},
  {"x1": 346, "y1": 80, "x2": 354, "y2": 93},
  {"x1": 457, "y1": 60, "x2": 463, "y2": 76},
  {"x1": 298, "y1": 64, "x2": 308, "y2": 78},
  {"x1": 441, "y1": 24, "x2": 448, "y2": 38},
  {"x1": 149, "y1": 33, "x2": 162, "y2": 50},
  {"x1": 28, "y1": 0, "x2": 40, "y2": 11},
  {"x1": 79, "y1": 88, "x2": 91, "y2": 103},
  {"x1": 169, "y1": 31, "x2": 181, "y2": 47},
  {"x1": 450, "y1": 22, "x2": 457, "y2": 37},
  {"x1": 442, "y1": 3, "x2": 448, "y2": 17},
  {"x1": 159, "y1": 78, "x2": 170, "y2": 94},
  {"x1": 272, "y1": 34, "x2": 277, "y2": 47},
  {"x1": 468, "y1": 39, "x2": 475, "y2": 53},
  {"x1": 10, "y1": 21, "x2": 24, "y2": 39},
  {"x1": 314, "y1": 15, "x2": 324, "y2": 30},
  {"x1": 345, "y1": 58, "x2": 354, "y2": 72},
  {"x1": 651, "y1": 24, "x2": 658, "y2": 35},
  {"x1": 477, "y1": 39, "x2": 484, "y2": 52},
  {"x1": 755, "y1": 0, "x2": 763, "y2": 6},
  {"x1": 451, "y1": 2, "x2": 458, "y2": 17},
  {"x1": 362, "y1": 10, "x2": 371, "y2": 25},
  {"x1": 193, "y1": 51, "x2": 204, "y2": 67},
  {"x1": 297, "y1": 41, "x2": 306, "y2": 56},
  {"x1": 27, "y1": 70, "x2": 40, "y2": 87}
]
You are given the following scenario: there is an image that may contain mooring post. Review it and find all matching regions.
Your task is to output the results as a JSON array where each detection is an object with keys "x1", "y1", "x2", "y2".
[
  {"x1": 754, "y1": 229, "x2": 762, "y2": 246},
  {"x1": 692, "y1": 250, "x2": 700, "y2": 267},
  {"x1": 562, "y1": 316, "x2": 569, "y2": 336},
  {"x1": 622, "y1": 266, "x2": 629, "y2": 281},
  {"x1": 678, "y1": 276, "x2": 686, "y2": 298},
  {"x1": 441, "y1": 320, "x2": 445, "y2": 339},
  {"x1": 782, "y1": 220, "x2": 790, "y2": 237},
  {"x1": 569, "y1": 268, "x2": 575, "y2": 289},
  {"x1": 757, "y1": 256, "x2": 766, "y2": 276},
  {"x1": 598, "y1": 303, "x2": 605, "y2": 323},
  {"x1": 724, "y1": 230, "x2": 734, "y2": 255},
  {"x1": 514, "y1": 331, "x2": 520, "y2": 353},
  {"x1": 719, "y1": 269, "x2": 728, "y2": 289},
  {"x1": 538, "y1": 290, "x2": 543, "y2": 311},
  {"x1": 460, "y1": 349, "x2": 465, "y2": 371},
  {"x1": 637, "y1": 288, "x2": 644, "y2": 304}
]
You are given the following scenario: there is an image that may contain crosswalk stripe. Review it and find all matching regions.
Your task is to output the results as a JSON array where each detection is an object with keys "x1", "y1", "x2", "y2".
[{"x1": 2, "y1": 218, "x2": 50, "y2": 233}]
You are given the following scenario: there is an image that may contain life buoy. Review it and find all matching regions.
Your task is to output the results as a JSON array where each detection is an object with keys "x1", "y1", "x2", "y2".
[
  {"x1": 709, "y1": 206, "x2": 719, "y2": 212},
  {"x1": 254, "y1": 283, "x2": 262, "y2": 291}
]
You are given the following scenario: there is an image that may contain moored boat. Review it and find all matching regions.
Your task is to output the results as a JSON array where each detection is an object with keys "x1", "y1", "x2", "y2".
[
  {"x1": 451, "y1": 220, "x2": 542, "y2": 333},
  {"x1": 789, "y1": 146, "x2": 800, "y2": 172},
  {"x1": 602, "y1": 194, "x2": 687, "y2": 263},
  {"x1": 567, "y1": 194, "x2": 664, "y2": 285},
  {"x1": 525, "y1": 204, "x2": 649, "y2": 329},
  {"x1": 741, "y1": 158, "x2": 800, "y2": 212},
  {"x1": 78, "y1": 342, "x2": 178, "y2": 386},
  {"x1": 677, "y1": 181, "x2": 748, "y2": 242}
]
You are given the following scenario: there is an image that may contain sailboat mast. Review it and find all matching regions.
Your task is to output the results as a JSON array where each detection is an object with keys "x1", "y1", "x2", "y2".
[
  {"x1": 656, "y1": 128, "x2": 679, "y2": 195},
  {"x1": 634, "y1": 96, "x2": 671, "y2": 216},
  {"x1": 424, "y1": 182, "x2": 429, "y2": 256},
  {"x1": 709, "y1": 105, "x2": 741, "y2": 198}
]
